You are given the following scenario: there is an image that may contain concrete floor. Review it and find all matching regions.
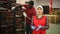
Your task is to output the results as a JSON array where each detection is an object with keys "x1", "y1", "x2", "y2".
[{"x1": 46, "y1": 23, "x2": 60, "y2": 34}]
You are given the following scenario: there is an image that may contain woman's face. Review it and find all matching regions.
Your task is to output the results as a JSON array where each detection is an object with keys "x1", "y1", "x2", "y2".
[{"x1": 36, "y1": 7, "x2": 43, "y2": 15}]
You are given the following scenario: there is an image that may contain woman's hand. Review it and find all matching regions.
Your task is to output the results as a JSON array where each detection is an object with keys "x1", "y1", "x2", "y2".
[
  {"x1": 42, "y1": 26, "x2": 49, "y2": 30},
  {"x1": 36, "y1": 25, "x2": 42, "y2": 31},
  {"x1": 31, "y1": 26, "x2": 36, "y2": 30}
]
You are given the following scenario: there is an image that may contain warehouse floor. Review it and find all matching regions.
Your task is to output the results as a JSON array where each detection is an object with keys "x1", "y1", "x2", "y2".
[{"x1": 47, "y1": 23, "x2": 60, "y2": 34}]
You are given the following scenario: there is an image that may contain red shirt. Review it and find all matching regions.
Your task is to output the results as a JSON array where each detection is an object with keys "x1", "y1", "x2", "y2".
[
  {"x1": 23, "y1": 4, "x2": 36, "y2": 24},
  {"x1": 32, "y1": 16, "x2": 47, "y2": 34}
]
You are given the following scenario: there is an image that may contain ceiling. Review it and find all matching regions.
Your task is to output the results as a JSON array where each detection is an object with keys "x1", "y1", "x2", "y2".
[{"x1": 16, "y1": 0, "x2": 60, "y2": 8}]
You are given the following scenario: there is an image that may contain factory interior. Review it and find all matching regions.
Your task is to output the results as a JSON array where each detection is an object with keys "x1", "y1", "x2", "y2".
[{"x1": 0, "y1": 0, "x2": 60, "y2": 34}]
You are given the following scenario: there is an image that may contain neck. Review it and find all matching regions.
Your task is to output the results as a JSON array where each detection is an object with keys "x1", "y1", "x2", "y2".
[{"x1": 37, "y1": 14, "x2": 43, "y2": 19}]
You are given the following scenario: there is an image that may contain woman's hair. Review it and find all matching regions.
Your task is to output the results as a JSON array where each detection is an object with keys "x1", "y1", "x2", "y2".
[{"x1": 36, "y1": 5, "x2": 43, "y2": 13}]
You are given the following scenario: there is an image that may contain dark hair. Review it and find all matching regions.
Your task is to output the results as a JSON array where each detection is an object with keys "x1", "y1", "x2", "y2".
[{"x1": 29, "y1": 1, "x2": 34, "y2": 5}]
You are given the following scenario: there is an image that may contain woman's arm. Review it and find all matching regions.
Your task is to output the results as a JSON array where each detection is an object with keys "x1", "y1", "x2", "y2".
[{"x1": 42, "y1": 17, "x2": 49, "y2": 30}]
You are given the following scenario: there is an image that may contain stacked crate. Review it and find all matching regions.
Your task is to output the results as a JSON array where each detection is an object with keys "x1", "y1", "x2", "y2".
[
  {"x1": 0, "y1": 7, "x2": 25, "y2": 34},
  {"x1": 15, "y1": 10, "x2": 25, "y2": 34},
  {"x1": 0, "y1": 9, "x2": 14, "y2": 34},
  {"x1": 0, "y1": 0, "x2": 25, "y2": 34}
]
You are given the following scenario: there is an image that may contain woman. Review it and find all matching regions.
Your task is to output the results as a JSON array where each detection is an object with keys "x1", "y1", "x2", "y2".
[{"x1": 31, "y1": 5, "x2": 49, "y2": 34}]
